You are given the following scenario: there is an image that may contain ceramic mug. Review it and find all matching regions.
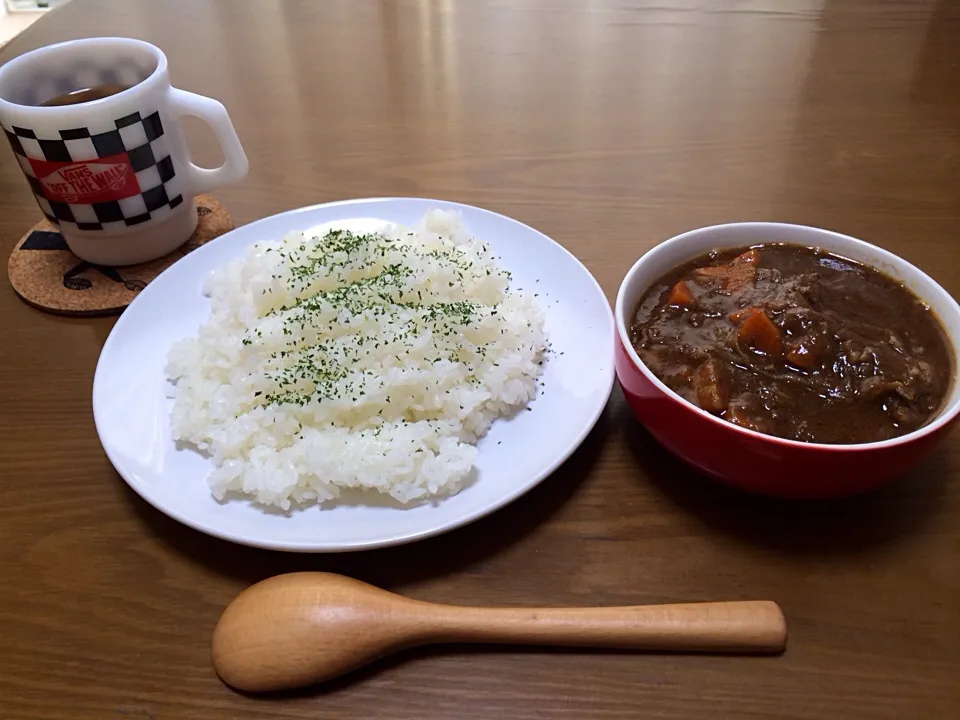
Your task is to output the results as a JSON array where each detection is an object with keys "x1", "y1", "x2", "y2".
[{"x1": 0, "y1": 37, "x2": 248, "y2": 266}]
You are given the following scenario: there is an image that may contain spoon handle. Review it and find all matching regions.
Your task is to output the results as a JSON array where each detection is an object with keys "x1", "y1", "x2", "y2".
[{"x1": 420, "y1": 600, "x2": 786, "y2": 653}]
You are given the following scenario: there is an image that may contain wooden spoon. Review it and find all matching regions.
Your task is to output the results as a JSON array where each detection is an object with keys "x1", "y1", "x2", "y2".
[{"x1": 212, "y1": 572, "x2": 787, "y2": 692}]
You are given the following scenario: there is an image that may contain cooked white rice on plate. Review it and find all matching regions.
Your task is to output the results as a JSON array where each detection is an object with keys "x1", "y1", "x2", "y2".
[{"x1": 166, "y1": 210, "x2": 547, "y2": 510}]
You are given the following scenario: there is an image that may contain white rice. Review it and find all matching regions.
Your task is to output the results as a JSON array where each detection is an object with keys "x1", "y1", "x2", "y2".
[{"x1": 166, "y1": 210, "x2": 547, "y2": 509}]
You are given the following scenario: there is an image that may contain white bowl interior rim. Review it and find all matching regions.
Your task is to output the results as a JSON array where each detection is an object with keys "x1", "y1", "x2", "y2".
[{"x1": 615, "y1": 222, "x2": 960, "y2": 451}]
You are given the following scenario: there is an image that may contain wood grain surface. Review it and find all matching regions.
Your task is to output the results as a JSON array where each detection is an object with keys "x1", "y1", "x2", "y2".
[{"x1": 1, "y1": 1, "x2": 958, "y2": 718}]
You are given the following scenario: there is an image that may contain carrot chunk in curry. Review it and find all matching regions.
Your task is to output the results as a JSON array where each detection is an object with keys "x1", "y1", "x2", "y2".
[
  {"x1": 692, "y1": 249, "x2": 758, "y2": 293},
  {"x1": 733, "y1": 308, "x2": 783, "y2": 359},
  {"x1": 667, "y1": 280, "x2": 696, "y2": 308},
  {"x1": 695, "y1": 359, "x2": 730, "y2": 413}
]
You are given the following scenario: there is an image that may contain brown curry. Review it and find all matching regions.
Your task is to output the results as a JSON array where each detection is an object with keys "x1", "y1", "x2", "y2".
[{"x1": 629, "y1": 244, "x2": 953, "y2": 444}]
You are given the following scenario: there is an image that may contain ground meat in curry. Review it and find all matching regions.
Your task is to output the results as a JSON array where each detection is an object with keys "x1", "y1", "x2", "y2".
[{"x1": 629, "y1": 244, "x2": 953, "y2": 444}]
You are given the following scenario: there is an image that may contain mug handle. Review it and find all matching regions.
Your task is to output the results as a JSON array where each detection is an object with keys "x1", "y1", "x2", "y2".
[{"x1": 166, "y1": 88, "x2": 249, "y2": 196}]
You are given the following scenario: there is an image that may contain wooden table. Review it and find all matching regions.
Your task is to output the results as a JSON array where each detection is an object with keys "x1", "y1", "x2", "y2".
[{"x1": 2, "y1": 1, "x2": 958, "y2": 718}]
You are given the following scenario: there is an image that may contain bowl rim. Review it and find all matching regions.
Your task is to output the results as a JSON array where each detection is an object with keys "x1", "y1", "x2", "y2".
[{"x1": 614, "y1": 221, "x2": 960, "y2": 452}]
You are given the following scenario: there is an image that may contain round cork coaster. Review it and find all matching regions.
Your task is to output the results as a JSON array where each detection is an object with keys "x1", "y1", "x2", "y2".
[{"x1": 8, "y1": 195, "x2": 233, "y2": 317}]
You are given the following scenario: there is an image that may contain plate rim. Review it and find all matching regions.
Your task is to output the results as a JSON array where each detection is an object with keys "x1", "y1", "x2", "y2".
[{"x1": 93, "y1": 197, "x2": 615, "y2": 552}]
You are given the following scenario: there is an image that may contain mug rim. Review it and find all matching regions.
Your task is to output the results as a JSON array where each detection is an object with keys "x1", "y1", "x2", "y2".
[{"x1": 0, "y1": 37, "x2": 167, "y2": 112}]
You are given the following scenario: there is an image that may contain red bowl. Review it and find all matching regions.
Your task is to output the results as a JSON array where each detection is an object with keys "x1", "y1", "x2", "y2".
[{"x1": 614, "y1": 223, "x2": 960, "y2": 499}]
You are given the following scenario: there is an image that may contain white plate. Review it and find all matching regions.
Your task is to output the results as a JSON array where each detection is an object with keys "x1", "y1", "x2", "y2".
[{"x1": 93, "y1": 198, "x2": 614, "y2": 552}]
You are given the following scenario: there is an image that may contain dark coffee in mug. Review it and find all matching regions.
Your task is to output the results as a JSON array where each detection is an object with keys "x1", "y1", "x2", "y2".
[{"x1": 39, "y1": 83, "x2": 132, "y2": 107}]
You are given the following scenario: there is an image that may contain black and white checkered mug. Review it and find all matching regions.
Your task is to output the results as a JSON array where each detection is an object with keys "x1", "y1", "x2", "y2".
[{"x1": 0, "y1": 37, "x2": 248, "y2": 265}]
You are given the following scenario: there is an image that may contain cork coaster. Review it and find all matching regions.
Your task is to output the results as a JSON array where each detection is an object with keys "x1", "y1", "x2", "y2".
[{"x1": 8, "y1": 195, "x2": 233, "y2": 317}]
